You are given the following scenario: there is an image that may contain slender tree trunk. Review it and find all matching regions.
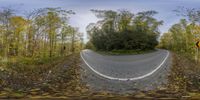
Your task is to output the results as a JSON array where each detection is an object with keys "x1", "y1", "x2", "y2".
[{"x1": 71, "y1": 30, "x2": 75, "y2": 53}]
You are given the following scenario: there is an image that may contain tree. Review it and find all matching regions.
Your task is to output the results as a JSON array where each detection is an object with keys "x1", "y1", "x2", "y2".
[
  {"x1": 9, "y1": 16, "x2": 27, "y2": 56},
  {"x1": 160, "y1": 8, "x2": 200, "y2": 60},
  {"x1": 25, "y1": 7, "x2": 75, "y2": 58},
  {"x1": 87, "y1": 9, "x2": 162, "y2": 51},
  {"x1": 0, "y1": 8, "x2": 14, "y2": 61},
  {"x1": 0, "y1": 7, "x2": 83, "y2": 64}
]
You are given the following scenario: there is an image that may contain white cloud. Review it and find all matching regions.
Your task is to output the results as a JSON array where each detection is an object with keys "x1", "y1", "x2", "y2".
[{"x1": 69, "y1": 10, "x2": 99, "y2": 42}]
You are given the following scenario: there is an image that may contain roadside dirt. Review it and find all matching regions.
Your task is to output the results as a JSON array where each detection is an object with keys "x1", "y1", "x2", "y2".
[{"x1": 0, "y1": 52, "x2": 200, "y2": 99}]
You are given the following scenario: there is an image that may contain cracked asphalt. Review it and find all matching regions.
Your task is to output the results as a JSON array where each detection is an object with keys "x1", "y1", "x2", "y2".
[{"x1": 80, "y1": 49, "x2": 172, "y2": 93}]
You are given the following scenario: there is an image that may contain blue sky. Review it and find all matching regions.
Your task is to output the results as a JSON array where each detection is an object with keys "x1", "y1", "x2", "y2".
[{"x1": 0, "y1": 0, "x2": 200, "y2": 41}]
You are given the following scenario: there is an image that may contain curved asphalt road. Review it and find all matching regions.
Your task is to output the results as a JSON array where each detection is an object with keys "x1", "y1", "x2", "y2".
[{"x1": 80, "y1": 49, "x2": 171, "y2": 92}]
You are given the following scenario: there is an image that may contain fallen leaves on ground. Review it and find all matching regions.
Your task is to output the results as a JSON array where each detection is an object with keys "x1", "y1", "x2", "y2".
[{"x1": 0, "y1": 52, "x2": 200, "y2": 99}]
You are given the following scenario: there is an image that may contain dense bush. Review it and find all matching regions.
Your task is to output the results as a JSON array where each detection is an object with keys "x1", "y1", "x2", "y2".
[{"x1": 87, "y1": 10, "x2": 163, "y2": 51}]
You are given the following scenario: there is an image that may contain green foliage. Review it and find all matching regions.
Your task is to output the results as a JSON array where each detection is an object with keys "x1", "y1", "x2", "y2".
[
  {"x1": 87, "y1": 10, "x2": 162, "y2": 51},
  {"x1": 0, "y1": 7, "x2": 84, "y2": 63},
  {"x1": 159, "y1": 8, "x2": 200, "y2": 60},
  {"x1": 159, "y1": 8, "x2": 200, "y2": 97},
  {"x1": 85, "y1": 41, "x2": 95, "y2": 50}
]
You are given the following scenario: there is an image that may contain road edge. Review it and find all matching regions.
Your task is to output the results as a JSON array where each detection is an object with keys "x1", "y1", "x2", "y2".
[{"x1": 80, "y1": 50, "x2": 170, "y2": 81}]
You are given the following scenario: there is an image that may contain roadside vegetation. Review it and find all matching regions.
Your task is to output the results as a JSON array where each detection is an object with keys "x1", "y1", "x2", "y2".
[
  {"x1": 0, "y1": 7, "x2": 83, "y2": 65},
  {"x1": 0, "y1": 54, "x2": 90, "y2": 99},
  {"x1": 0, "y1": 7, "x2": 85, "y2": 99},
  {"x1": 96, "y1": 49, "x2": 156, "y2": 55},
  {"x1": 86, "y1": 10, "x2": 162, "y2": 54},
  {"x1": 159, "y1": 7, "x2": 200, "y2": 60},
  {"x1": 159, "y1": 7, "x2": 200, "y2": 98},
  {"x1": 0, "y1": 6, "x2": 84, "y2": 78}
]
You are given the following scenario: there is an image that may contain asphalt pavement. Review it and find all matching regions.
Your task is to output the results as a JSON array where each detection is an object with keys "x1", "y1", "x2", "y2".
[{"x1": 80, "y1": 49, "x2": 172, "y2": 93}]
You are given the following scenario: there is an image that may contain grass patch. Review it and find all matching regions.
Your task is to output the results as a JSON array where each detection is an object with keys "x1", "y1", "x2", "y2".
[{"x1": 96, "y1": 49, "x2": 156, "y2": 55}]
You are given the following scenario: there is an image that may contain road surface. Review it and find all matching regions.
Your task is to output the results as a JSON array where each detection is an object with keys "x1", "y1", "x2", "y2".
[{"x1": 80, "y1": 49, "x2": 171, "y2": 93}]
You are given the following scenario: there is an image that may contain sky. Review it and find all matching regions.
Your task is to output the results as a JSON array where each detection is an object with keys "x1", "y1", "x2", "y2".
[{"x1": 0, "y1": 0, "x2": 200, "y2": 42}]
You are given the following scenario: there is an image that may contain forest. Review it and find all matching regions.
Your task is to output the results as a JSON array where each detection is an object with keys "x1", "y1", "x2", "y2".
[
  {"x1": 0, "y1": 7, "x2": 83, "y2": 65},
  {"x1": 159, "y1": 8, "x2": 200, "y2": 98},
  {"x1": 160, "y1": 8, "x2": 200, "y2": 60},
  {"x1": 0, "y1": 7, "x2": 85, "y2": 98}
]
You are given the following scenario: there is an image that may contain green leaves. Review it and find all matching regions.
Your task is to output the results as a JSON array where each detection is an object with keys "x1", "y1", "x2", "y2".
[{"x1": 88, "y1": 9, "x2": 162, "y2": 51}]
